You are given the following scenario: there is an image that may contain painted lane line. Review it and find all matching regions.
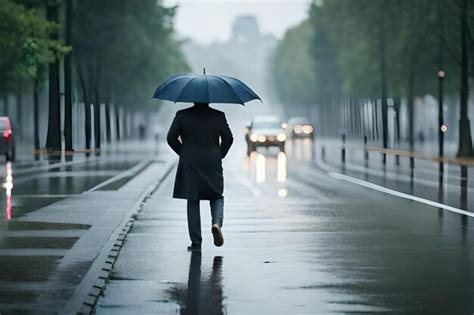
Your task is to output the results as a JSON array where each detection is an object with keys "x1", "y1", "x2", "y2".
[
  {"x1": 12, "y1": 194, "x2": 79, "y2": 198},
  {"x1": 328, "y1": 171, "x2": 474, "y2": 218},
  {"x1": 9, "y1": 157, "x2": 99, "y2": 176},
  {"x1": 88, "y1": 160, "x2": 151, "y2": 191},
  {"x1": 336, "y1": 160, "x2": 473, "y2": 192}
]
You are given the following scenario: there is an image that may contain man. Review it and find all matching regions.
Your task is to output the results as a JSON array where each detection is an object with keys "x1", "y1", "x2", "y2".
[{"x1": 167, "y1": 102, "x2": 234, "y2": 251}]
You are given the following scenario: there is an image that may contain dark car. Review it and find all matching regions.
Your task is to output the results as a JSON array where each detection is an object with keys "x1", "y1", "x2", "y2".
[
  {"x1": 287, "y1": 116, "x2": 314, "y2": 139},
  {"x1": 245, "y1": 116, "x2": 286, "y2": 154},
  {"x1": 0, "y1": 117, "x2": 15, "y2": 161}
]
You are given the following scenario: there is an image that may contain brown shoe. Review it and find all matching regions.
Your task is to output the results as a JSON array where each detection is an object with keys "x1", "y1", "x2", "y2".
[{"x1": 211, "y1": 224, "x2": 224, "y2": 247}]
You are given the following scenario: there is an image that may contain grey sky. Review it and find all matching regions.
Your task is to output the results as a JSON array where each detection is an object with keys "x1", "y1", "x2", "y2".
[{"x1": 162, "y1": 0, "x2": 312, "y2": 44}]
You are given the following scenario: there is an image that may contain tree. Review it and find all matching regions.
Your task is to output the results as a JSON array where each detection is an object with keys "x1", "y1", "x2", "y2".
[
  {"x1": 0, "y1": 0, "x2": 68, "y2": 150},
  {"x1": 270, "y1": 21, "x2": 316, "y2": 106},
  {"x1": 73, "y1": 0, "x2": 189, "y2": 151},
  {"x1": 45, "y1": 0, "x2": 62, "y2": 152},
  {"x1": 63, "y1": 0, "x2": 73, "y2": 151}
]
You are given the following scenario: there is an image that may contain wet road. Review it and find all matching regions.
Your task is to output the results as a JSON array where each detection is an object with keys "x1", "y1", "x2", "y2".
[
  {"x1": 96, "y1": 139, "x2": 474, "y2": 314},
  {"x1": 318, "y1": 139, "x2": 474, "y2": 212}
]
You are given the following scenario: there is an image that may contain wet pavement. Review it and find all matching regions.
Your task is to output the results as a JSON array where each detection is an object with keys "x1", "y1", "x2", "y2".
[
  {"x1": 96, "y1": 139, "x2": 474, "y2": 314},
  {"x1": 317, "y1": 139, "x2": 474, "y2": 212},
  {"x1": 0, "y1": 141, "x2": 165, "y2": 313}
]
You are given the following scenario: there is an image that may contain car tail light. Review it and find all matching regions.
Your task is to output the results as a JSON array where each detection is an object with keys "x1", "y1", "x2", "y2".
[{"x1": 3, "y1": 129, "x2": 12, "y2": 142}]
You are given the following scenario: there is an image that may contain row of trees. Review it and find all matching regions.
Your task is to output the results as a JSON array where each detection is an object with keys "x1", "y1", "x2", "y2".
[
  {"x1": 0, "y1": 0, "x2": 189, "y2": 153},
  {"x1": 271, "y1": 0, "x2": 474, "y2": 157}
]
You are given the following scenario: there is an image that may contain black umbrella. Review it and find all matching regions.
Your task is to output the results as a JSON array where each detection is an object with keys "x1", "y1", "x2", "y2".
[{"x1": 152, "y1": 69, "x2": 261, "y2": 105}]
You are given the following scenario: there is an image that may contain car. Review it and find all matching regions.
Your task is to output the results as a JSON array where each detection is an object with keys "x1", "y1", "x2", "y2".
[
  {"x1": 0, "y1": 117, "x2": 15, "y2": 161},
  {"x1": 245, "y1": 116, "x2": 286, "y2": 154},
  {"x1": 287, "y1": 116, "x2": 314, "y2": 139}
]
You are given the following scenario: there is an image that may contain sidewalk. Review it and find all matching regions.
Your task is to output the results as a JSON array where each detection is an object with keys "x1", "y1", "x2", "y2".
[{"x1": 0, "y1": 152, "x2": 175, "y2": 313}]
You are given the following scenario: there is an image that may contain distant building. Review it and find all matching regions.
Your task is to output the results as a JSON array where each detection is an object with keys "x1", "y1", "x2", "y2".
[{"x1": 182, "y1": 15, "x2": 277, "y2": 100}]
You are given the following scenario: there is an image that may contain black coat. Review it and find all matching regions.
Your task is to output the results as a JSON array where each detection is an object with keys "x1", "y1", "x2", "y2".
[{"x1": 167, "y1": 105, "x2": 234, "y2": 200}]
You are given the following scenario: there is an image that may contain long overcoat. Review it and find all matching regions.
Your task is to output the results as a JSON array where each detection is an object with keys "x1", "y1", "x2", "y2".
[{"x1": 167, "y1": 105, "x2": 234, "y2": 200}]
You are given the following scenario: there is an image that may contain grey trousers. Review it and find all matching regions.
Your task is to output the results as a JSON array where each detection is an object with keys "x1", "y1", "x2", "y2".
[{"x1": 187, "y1": 197, "x2": 224, "y2": 246}]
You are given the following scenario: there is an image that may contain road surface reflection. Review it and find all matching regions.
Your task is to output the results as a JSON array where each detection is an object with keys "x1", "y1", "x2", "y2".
[
  {"x1": 2, "y1": 162, "x2": 13, "y2": 221},
  {"x1": 168, "y1": 253, "x2": 225, "y2": 315},
  {"x1": 244, "y1": 139, "x2": 314, "y2": 198}
]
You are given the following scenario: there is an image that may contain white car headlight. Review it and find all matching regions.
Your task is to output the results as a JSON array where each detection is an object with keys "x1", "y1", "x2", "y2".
[
  {"x1": 250, "y1": 134, "x2": 258, "y2": 142},
  {"x1": 277, "y1": 133, "x2": 286, "y2": 142},
  {"x1": 294, "y1": 125, "x2": 302, "y2": 134},
  {"x1": 302, "y1": 125, "x2": 313, "y2": 134},
  {"x1": 258, "y1": 135, "x2": 267, "y2": 142}
]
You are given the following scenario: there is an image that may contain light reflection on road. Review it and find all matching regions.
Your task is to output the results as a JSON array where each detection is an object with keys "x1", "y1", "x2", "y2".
[
  {"x1": 244, "y1": 139, "x2": 314, "y2": 198},
  {"x1": 256, "y1": 154, "x2": 266, "y2": 183},
  {"x1": 287, "y1": 138, "x2": 314, "y2": 161},
  {"x1": 2, "y1": 162, "x2": 13, "y2": 221},
  {"x1": 277, "y1": 152, "x2": 287, "y2": 183}
]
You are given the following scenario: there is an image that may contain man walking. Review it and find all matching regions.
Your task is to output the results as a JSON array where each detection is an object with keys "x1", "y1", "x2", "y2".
[{"x1": 167, "y1": 102, "x2": 234, "y2": 251}]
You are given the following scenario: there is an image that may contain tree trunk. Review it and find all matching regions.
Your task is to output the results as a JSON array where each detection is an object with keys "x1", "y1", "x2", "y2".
[
  {"x1": 123, "y1": 108, "x2": 128, "y2": 139},
  {"x1": 33, "y1": 80, "x2": 40, "y2": 150},
  {"x1": 115, "y1": 105, "x2": 121, "y2": 141},
  {"x1": 3, "y1": 93, "x2": 9, "y2": 116},
  {"x1": 379, "y1": 31, "x2": 388, "y2": 151},
  {"x1": 45, "y1": 2, "x2": 62, "y2": 152},
  {"x1": 393, "y1": 97, "x2": 401, "y2": 146},
  {"x1": 93, "y1": 102, "x2": 101, "y2": 150},
  {"x1": 92, "y1": 55, "x2": 101, "y2": 151},
  {"x1": 93, "y1": 83, "x2": 101, "y2": 150},
  {"x1": 457, "y1": 0, "x2": 473, "y2": 157},
  {"x1": 63, "y1": 0, "x2": 73, "y2": 151},
  {"x1": 77, "y1": 65, "x2": 91, "y2": 150},
  {"x1": 105, "y1": 102, "x2": 111, "y2": 143},
  {"x1": 407, "y1": 54, "x2": 416, "y2": 151},
  {"x1": 15, "y1": 90, "x2": 23, "y2": 139},
  {"x1": 84, "y1": 101, "x2": 91, "y2": 150}
]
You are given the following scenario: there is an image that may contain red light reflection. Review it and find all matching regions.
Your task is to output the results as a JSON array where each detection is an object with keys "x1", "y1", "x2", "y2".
[{"x1": 3, "y1": 162, "x2": 13, "y2": 221}]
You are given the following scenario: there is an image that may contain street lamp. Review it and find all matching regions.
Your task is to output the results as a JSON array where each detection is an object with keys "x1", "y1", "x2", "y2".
[
  {"x1": 437, "y1": 69, "x2": 445, "y2": 158},
  {"x1": 437, "y1": 69, "x2": 446, "y2": 204}
]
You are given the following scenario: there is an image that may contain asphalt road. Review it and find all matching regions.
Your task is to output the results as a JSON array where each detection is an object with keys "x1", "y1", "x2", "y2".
[{"x1": 96, "y1": 139, "x2": 474, "y2": 314}]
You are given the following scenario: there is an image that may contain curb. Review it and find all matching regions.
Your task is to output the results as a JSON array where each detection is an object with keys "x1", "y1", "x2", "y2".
[{"x1": 63, "y1": 159, "x2": 176, "y2": 314}]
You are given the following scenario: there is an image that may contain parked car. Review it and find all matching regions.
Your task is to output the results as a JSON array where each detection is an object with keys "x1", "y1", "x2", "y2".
[
  {"x1": 287, "y1": 116, "x2": 314, "y2": 139},
  {"x1": 245, "y1": 116, "x2": 286, "y2": 154},
  {"x1": 0, "y1": 117, "x2": 15, "y2": 161}
]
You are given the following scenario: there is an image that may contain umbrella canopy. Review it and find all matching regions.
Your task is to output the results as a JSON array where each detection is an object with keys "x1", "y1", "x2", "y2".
[{"x1": 152, "y1": 71, "x2": 261, "y2": 105}]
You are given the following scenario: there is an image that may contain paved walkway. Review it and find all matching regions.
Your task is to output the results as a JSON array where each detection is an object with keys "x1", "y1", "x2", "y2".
[{"x1": 0, "y1": 143, "x2": 171, "y2": 313}]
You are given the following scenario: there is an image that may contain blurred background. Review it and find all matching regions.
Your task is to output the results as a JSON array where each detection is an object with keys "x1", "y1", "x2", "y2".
[{"x1": 0, "y1": 0, "x2": 473, "y2": 158}]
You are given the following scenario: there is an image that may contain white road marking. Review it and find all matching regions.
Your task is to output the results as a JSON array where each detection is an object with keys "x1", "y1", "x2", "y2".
[
  {"x1": 12, "y1": 194, "x2": 78, "y2": 198},
  {"x1": 328, "y1": 171, "x2": 474, "y2": 218},
  {"x1": 88, "y1": 160, "x2": 151, "y2": 191}
]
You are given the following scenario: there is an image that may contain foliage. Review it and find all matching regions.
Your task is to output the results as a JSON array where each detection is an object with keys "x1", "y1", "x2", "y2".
[
  {"x1": 0, "y1": 0, "x2": 66, "y2": 93},
  {"x1": 273, "y1": 0, "x2": 473, "y2": 101},
  {"x1": 270, "y1": 21, "x2": 316, "y2": 105},
  {"x1": 73, "y1": 0, "x2": 189, "y2": 108}
]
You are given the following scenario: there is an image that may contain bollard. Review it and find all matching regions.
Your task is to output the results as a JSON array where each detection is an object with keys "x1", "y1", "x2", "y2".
[
  {"x1": 341, "y1": 134, "x2": 346, "y2": 163},
  {"x1": 438, "y1": 161, "x2": 444, "y2": 203},
  {"x1": 395, "y1": 154, "x2": 400, "y2": 167},
  {"x1": 460, "y1": 165, "x2": 468, "y2": 211},
  {"x1": 363, "y1": 135, "x2": 369, "y2": 168},
  {"x1": 321, "y1": 145, "x2": 326, "y2": 162},
  {"x1": 409, "y1": 156, "x2": 415, "y2": 191}
]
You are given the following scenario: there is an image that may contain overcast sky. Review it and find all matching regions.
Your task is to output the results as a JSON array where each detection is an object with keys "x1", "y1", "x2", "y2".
[{"x1": 162, "y1": 0, "x2": 312, "y2": 44}]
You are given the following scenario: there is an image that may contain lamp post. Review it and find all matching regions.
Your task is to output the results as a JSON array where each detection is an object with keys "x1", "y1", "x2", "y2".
[
  {"x1": 437, "y1": 69, "x2": 446, "y2": 203},
  {"x1": 438, "y1": 69, "x2": 445, "y2": 158}
]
